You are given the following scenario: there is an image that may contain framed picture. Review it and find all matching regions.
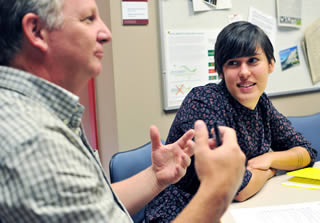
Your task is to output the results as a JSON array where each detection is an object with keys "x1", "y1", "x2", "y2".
[{"x1": 203, "y1": 0, "x2": 217, "y2": 7}]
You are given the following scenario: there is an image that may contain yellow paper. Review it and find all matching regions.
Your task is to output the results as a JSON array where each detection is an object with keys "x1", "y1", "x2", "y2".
[
  {"x1": 287, "y1": 167, "x2": 320, "y2": 180},
  {"x1": 282, "y1": 176, "x2": 320, "y2": 190}
]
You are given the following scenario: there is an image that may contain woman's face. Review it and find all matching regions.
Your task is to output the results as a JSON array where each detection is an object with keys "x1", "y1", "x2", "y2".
[{"x1": 222, "y1": 47, "x2": 274, "y2": 110}]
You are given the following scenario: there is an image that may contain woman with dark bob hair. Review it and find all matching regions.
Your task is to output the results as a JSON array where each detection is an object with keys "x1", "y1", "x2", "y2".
[{"x1": 145, "y1": 21, "x2": 317, "y2": 222}]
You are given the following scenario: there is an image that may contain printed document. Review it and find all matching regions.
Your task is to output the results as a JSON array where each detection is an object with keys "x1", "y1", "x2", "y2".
[
  {"x1": 276, "y1": 0, "x2": 302, "y2": 28},
  {"x1": 231, "y1": 202, "x2": 320, "y2": 223},
  {"x1": 248, "y1": 7, "x2": 277, "y2": 44}
]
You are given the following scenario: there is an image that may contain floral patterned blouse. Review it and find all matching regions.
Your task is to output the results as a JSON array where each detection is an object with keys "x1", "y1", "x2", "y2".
[{"x1": 145, "y1": 80, "x2": 317, "y2": 223}]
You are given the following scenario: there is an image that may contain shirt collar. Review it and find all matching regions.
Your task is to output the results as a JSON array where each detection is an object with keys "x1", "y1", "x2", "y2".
[{"x1": 0, "y1": 66, "x2": 84, "y2": 129}]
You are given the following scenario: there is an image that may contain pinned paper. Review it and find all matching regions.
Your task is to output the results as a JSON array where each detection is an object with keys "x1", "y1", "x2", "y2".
[
  {"x1": 122, "y1": 0, "x2": 148, "y2": 25},
  {"x1": 192, "y1": 0, "x2": 232, "y2": 12}
]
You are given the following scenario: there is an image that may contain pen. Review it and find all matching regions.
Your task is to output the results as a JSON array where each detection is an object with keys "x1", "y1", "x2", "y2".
[{"x1": 213, "y1": 122, "x2": 222, "y2": 147}]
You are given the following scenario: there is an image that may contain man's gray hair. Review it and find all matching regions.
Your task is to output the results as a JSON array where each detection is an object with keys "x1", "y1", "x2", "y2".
[{"x1": 0, "y1": 0, "x2": 65, "y2": 65}]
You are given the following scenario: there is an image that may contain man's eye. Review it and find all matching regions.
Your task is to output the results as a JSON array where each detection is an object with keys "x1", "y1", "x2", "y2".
[
  {"x1": 87, "y1": 16, "x2": 95, "y2": 21},
  {"x1": 82, "y1": 15, "x2": 95, "y2": 23}
]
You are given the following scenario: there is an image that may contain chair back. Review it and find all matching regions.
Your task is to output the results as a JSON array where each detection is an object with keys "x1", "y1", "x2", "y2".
[
  {"x1": 288, "y1": 112, "x2": 320, "y2": 161},
  {"x1": 109, "y1": 140, "x2": 165, "y2": 223}
]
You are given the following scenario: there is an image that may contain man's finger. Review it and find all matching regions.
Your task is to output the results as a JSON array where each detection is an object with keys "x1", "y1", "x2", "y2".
[
  {"x1": 194, "y1": 120, "x2": 209, "y2": 150},
  {"x1": 150, "y1": 125, "x2": 162, "y2": 151},
  {"x1": 183, "y1": 140, "x2": 195, "y2": 157},
  {"x1": 177, "y1": 129, "x2": 195, "y2": 148}
]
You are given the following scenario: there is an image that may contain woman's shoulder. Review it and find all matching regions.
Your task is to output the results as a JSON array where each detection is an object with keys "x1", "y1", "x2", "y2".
[
  {"x1": 188, "y1": 82, "x2": 226, "y2": 101},
  {"x1": 258, "y1": 93, "x2": 274, "y2": 110}
]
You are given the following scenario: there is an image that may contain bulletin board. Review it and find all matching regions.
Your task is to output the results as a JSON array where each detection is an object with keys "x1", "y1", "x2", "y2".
[{"x1": 158, "y1": 0, "x2": 320, "y2": 111}]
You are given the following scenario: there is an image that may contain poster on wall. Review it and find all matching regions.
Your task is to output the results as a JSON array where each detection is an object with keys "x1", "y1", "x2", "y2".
[
  {"x1": 276, "y1": 0, "x2": 302, "y2": 28},
  {"x1": 162, "y1": 30, "x2": 221, "y2": 110},
  {"x1": 122, "y1": 0, "x2": 148, "y2": 25}
]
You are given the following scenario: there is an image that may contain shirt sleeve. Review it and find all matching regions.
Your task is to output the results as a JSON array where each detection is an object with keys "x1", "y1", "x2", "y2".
[
  {"x1": 0, "y1": 129, "x2": 132, "y2": 223},
  {"x1": 167, "y1": 86, "x2": 229, "y2": 194},
  {"x1": 167, "y1": 86, "x2": 226, "y2": 144},
  {"x1": 238, "y1": 169, "x2": 253, "y2": 192},
  {"x1": 267, "y1": 99, "x2": 317, "y2": 166}
]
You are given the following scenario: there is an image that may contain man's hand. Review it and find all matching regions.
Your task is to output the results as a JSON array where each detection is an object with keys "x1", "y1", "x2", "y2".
[
  {"x1": 150, "y1": 125, "x2": 195, "y2": 188},
  {"x1": 194, "y1": 120, "x2": 245, "y2": 199},
  {"x1": 173, "y1": 121, "x2": 245, "y2": 223}
]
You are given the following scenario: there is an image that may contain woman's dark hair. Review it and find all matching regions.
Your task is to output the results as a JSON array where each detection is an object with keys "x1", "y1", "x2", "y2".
[{"x1": 214, "y1": 21, "x2": 275, "y2": 76}]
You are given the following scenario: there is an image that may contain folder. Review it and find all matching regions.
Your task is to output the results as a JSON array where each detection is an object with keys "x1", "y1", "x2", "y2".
[{"x1": 282, "y1": 167, "x2": 320, "y2": 190}]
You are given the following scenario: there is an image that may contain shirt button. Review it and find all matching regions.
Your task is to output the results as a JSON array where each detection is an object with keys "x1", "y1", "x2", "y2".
[{"x1": 74, "y1": 128, "x2": 81, "y2": 136}]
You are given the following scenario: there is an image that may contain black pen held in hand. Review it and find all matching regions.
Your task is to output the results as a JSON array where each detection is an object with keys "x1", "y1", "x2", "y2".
[{"x1": 213, "y1": 122, "x2": 222, "y2": 147}]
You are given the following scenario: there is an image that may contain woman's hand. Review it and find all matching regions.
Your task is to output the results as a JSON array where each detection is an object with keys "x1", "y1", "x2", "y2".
[{"x1": 247, "y1": 152, "x2": 273, "y2": 170}]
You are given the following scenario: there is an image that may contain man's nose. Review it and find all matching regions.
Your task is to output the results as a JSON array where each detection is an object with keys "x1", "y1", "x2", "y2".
[{"x1": 97, "y1": 19, "x2": 112, "y2": 44}]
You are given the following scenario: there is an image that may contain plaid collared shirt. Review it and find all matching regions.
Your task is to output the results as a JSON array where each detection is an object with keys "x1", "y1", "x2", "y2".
[{"x1": 0, "y1": 66, "x2": 132, "y2": 223}]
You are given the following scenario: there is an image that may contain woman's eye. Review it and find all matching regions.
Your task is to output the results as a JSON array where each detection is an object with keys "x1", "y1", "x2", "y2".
[
  {"x1": 249, "y1": 58, "x2": 258, "y2": 63},
  {"x1": 227, "y1": 61, "x2": 238, "y2": 66}
]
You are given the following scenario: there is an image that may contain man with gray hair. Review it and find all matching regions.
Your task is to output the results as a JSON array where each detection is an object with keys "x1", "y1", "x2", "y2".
[{"x1": 0, "y1": 0, "x2": 245, "y2": 222}]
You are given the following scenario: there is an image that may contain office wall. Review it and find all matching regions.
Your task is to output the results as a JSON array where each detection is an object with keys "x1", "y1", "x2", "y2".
[
  {"x1": 94, "y1": 1, "x2": 320, "y2": 170},
  {"x1": 94, "y1": 0, "x2": 119, "y2": 171},
  {"x1": 106, "y1": 1, "x2": 176, "y2": 151}
]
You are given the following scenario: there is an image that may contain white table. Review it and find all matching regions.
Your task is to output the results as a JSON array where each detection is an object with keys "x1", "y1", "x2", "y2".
[{"x1": 221, "y1": 162, "x2": 320, "y2": 223}]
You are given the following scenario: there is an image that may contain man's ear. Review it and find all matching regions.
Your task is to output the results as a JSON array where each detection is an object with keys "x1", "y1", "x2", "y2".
[{"x1": 21, "y1": 13, "x2": 48, "y2": 52}]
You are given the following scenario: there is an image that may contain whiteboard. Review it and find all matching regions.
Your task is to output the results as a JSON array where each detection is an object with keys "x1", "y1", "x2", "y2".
[{"x1": 158, "y1": 0, "x2": 320, "y2": 111}]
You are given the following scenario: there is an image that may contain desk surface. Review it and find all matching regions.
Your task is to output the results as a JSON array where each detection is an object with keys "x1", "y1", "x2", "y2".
[{"x1": 221, "y1": 162, "x2": 320, "y2": 223}]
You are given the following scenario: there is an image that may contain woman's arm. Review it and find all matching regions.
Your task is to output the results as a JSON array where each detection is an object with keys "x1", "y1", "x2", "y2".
[
  {"x1": 236, "y1": 146, "x2": 311, "y2": 202},
  {"x1": 247, "y1": 146, "x2": 311, "y2": 171},
  {"x1": 234, "y1": 168, "x2": 275, "y2": 202},
  {"x1": 267, "y1": 100, "x2": 317, "y2": 166}
]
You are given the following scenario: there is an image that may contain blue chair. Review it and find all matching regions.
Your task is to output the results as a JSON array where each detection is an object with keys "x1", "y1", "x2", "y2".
[
  {"x1": 109, "y1": 140, "x2": 165, "y2": 223},
  {"x1": 288, "y1": 112, "x2": 320, "y2": 161}
]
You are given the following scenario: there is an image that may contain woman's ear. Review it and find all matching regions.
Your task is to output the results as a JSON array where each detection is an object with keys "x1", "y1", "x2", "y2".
[
  {"x1": 21, "y1": 13, "x2": 48, "y2": 52},
  {"x1": 268, "y1": 59, "x2": 275, "y2": 74}
]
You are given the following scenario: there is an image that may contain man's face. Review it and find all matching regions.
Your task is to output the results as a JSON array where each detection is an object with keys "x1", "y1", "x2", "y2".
[{"x1": 46, "y1": 0, "x2": 111, "y2": 94}]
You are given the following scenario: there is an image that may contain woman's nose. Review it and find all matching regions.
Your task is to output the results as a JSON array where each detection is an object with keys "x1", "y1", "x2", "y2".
[{"x1": 239, "y1": 63, "x2": 250, "y2": 79}]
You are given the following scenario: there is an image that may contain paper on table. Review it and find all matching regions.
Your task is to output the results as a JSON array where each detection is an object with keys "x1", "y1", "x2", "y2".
[
  {"x1": 282, "y1": 167, "x2": 320, "y2": 190},
  {"x1": 286, "y1": 167, "x2": 320, "y2": 180},
  {"x1": 231, "y1": 202, "x2": 320, "y2": 223},
  {"x1": 282, "y1": 176, "x2": 320, "y2": 190}
]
